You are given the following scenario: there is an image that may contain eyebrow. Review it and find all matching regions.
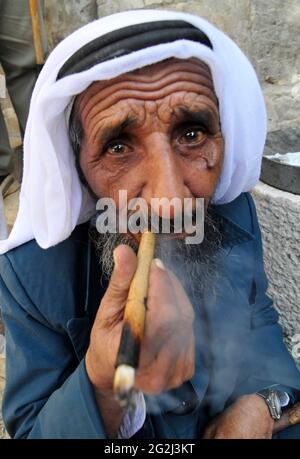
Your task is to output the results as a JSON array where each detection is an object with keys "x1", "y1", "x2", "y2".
[
  {"x1": 177, "y1": 107, "x2": 219, "y2": 128},
  {"x1": 99, "y1": 116, "x2": 137, "y2": 145}
]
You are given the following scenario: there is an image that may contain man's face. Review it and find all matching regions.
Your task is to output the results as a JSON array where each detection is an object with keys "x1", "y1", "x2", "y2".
[{"x1": 76, "y1": 58, "x2": 224, "y2": 230}]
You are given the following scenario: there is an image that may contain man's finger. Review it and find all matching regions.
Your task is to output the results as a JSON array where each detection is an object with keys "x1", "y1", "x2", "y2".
[{"x1": 97, "y1": 244, "x2": 137, "y2": 321}]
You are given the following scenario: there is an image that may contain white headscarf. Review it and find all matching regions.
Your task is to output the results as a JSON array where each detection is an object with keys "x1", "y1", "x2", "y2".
[{"x1": 0, "y1": 9, "x2": 266, "y2": 253}]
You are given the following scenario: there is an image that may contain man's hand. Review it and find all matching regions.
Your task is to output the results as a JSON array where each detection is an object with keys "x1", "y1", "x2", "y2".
[
  {"x1": 85, "y1": 244, "x2": 195, "y2": 435},
  {"x1": 203, "y1": 394, "x2": 275, "y2": 439}
]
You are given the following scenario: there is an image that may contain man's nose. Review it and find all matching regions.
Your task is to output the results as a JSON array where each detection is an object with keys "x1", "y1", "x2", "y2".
[{"x1": 141, "y1": 136, "x2": 192, "y2": 218}]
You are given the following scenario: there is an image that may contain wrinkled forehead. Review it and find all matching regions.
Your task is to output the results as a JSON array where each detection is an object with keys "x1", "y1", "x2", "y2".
[
  {"x1": 109, "y1": 57, "x2": 212, "y2": 80},
  {"x1": 75, "y1": 57, "x2": 218, "y2": 115}
]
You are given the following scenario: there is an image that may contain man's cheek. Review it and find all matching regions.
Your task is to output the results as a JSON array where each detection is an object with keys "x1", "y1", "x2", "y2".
[
  {"x1": 80, "y1": 153, "x2": 125, "y2": 198},
  {"x1": 182, "y1": 169, "x2": 220, "y2": 201}
]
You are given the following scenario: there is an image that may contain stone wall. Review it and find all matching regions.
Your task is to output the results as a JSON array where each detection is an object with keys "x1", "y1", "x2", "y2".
[
  {"x1": 252, "y1": 183, "x2": 300, "y2": 368},
  {"x1": 45, "y1": 0, "x2": 300, "y2": 132},
  {"x1": 45, "y1": 0, "x2": 98, "y2": 48}
]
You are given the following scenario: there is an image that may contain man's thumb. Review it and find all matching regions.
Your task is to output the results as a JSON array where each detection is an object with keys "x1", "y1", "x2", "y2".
[{"x1": 101, "y1": 244, "x2": 137, "y2": 312}]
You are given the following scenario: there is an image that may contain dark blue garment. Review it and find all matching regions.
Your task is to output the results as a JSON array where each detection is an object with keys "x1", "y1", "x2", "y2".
[{"x1": 0, "y1": 192, "x2": 300, "y2": 439}]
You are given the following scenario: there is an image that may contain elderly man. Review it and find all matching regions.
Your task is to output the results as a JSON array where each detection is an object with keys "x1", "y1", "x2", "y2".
[{"x1": 0, "y1": 10, "x2": 299, "y2": 439}]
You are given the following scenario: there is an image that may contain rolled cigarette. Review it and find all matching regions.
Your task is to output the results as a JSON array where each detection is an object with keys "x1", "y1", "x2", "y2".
[
  {"x1": 273, "y1": 402, "x2": 300, "y2": 434},
  {"x1": 113, "y1": 231, "x2": 156, "y2": 407}
]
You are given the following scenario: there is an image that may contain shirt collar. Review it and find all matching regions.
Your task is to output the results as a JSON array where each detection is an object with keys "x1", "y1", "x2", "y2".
[{"x1": 211, "y1": 206, "x2": 255, "y2": 249}]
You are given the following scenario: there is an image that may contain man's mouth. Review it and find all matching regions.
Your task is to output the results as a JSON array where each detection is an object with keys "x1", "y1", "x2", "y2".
[{"x1": 129, "y1": 231, "x2": 189, "y2": 246}]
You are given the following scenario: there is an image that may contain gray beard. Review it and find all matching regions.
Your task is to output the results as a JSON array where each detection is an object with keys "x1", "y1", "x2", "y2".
[{"x1": 91, "y1": 210, "x2": 223, "y2": 301}]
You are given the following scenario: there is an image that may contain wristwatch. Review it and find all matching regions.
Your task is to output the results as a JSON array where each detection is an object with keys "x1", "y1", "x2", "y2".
[{"x1": 256, "y1": 389, "x2": 290, "y2": 420}]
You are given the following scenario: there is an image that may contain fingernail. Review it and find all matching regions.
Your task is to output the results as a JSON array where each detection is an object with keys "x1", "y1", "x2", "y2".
[{"x1": 154, "y1": 258, "x2": 165, "y2": 270}]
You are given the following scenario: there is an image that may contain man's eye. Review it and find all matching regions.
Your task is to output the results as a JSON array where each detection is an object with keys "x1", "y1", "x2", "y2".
[
  {"x1": 180, "y1": 128, "x2": 206, "y2": 144},
  {"x1": 105, "y1": 142, "x2": 126, "y2": 155}
]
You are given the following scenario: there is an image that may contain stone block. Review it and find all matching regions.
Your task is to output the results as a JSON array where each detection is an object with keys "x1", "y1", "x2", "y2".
[
  {"x1": 45, "y1": 0, "x2": 98, "y2": 48},
  {"x1": 252, "y1": 182, "x2": 300, "y2": 367}
]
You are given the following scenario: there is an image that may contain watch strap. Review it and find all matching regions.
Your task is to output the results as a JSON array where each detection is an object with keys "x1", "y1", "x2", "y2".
[{"x1": 257, "y1": 389, "x2": 282, "y2": 420}]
